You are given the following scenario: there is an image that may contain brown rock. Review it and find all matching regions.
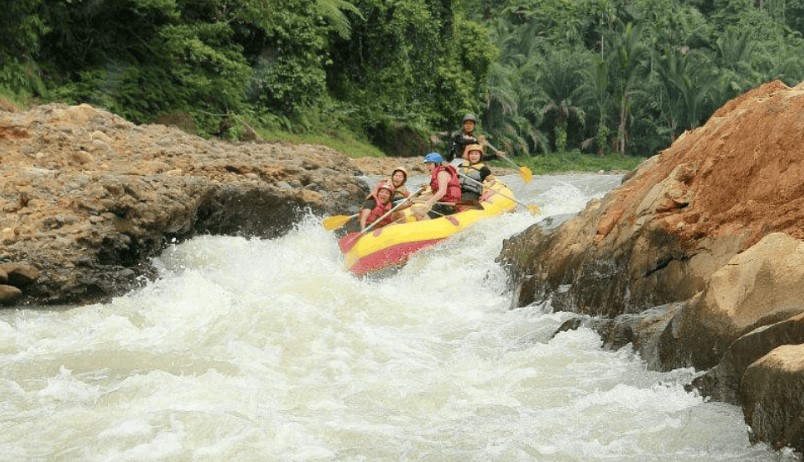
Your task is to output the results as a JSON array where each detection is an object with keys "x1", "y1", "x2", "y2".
[
  {"x1": 0, "y1": 103, "x2": 370, "y2": 306},
  {"x1": 691, "y1": 312, "x2": 804, "y2": 405},
  {"x1": 502, "y1": 81, "x2": 804, "y2": 315},
  {"x1": 741, "y1": 344, "x2": 804, "y2": 450},
  {"x1": 498, "y1": 81, "x2": 804, "y2": 452},
  {"x1": 656, "y1": 233, "x2": 804, "y2": 370},
  {"x1": 0, "y1": 263, "x2": 40, "y2": 287},
  {"x1": 0, "y1": 285, "x2": 23, "y2": 305}
]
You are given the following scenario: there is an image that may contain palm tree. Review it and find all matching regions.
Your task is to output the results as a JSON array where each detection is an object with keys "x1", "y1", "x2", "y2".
[
  {"x1": 655, "y1": 47, "x2": 718, "y2": 141},
  {"x1": 315, "y1": 0, "x2": 362, "y2": 40},
  {"x1": 482, "y1": 17, "x2": 549, "y2": 156},
  {"x1": 538, "y1": 49, "x2": 587, "y2": 153},
  {"x1": 580, "y1": 54, "x2": 610, "y2": 155},
  {"x1": 607, "y1": 21, "x2": 647, "y2": 155}
]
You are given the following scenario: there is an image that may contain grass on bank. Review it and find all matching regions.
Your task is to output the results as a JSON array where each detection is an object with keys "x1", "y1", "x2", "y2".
[{"x1": 501, "y1": 151, "x2": 645, "y2": 174}]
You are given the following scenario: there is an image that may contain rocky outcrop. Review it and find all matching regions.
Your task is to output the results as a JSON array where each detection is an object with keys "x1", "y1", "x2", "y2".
[
  {"x1": 1, "y1": 104, "x2": 369, "y2": 306},
  {"x1": 498, "y1": 80, "x2": 804, "y2": 453},
  {"x1": 657, "y1": 233, "x2": 804, "y2": 371}
]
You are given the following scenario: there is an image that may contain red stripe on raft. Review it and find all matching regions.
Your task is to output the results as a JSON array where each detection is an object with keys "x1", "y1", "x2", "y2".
[{"x1": 349, "y1": 239, "x2": 443, "y2": 276}]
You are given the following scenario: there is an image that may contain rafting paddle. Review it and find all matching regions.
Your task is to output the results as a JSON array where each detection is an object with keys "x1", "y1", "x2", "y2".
[
  {"x1": 338, "y1": 186, "x2": 427, "y2": 253},
  {"x1": 483, "y1": 141, "x2": 533, "y2": 184},
  {"x1": 322, "y1": 213, "x2": 358, "y2": 231},
  {"x1": 451, "y1": 162, "x2": 540, "y2": 215}
]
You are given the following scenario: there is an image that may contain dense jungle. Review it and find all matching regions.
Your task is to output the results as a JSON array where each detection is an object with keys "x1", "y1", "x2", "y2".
[{"x1": 2, "y1": 0, "x2": 803, "y2": 161}]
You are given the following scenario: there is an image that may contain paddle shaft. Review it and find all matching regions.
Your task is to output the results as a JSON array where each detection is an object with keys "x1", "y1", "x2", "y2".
[{"x1": 485, "y1": 141, "x2": 518, "y2": 168}]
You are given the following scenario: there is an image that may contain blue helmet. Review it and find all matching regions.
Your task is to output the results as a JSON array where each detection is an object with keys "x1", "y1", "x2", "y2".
[{"x1": 423, "y1": 152, "x2": 443, "y2": 164}]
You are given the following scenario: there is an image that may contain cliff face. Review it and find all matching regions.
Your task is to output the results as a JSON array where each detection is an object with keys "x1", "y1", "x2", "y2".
[
  {"x1": 499, "y1": 80, "x2": 804, "y2": 454},
  {"x1": 1, "y1": 104, "x2": 368, "y2": 306}
]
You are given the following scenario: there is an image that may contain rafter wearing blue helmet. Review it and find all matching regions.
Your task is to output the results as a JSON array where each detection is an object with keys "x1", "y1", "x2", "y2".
[{"x1": 414, "y1": 152, "x2": 461, "y2": 220}]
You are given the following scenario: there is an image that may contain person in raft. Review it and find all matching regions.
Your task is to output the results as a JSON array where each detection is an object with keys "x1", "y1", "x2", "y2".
[
  {"x1": 359, "y1": 181, "x2": 396, "y2": 230},
  {"x1": 448, "y1": 113, "x2": 509, "y2": 162},
  {"x1": 447, "y1": 113, "x2": 480, "y2": 162},
  {"x1": 412, "y1": 153, "x2": 462, "y2": 220},
  {"x1": 390, "y1": 166, "x2": 410, "y2": 201},
  {"x1": 457, "y1": 143, "x2": 495, "y2": 206},
  {"x1": 371, "y1": 166, "x2": 410, "y2": 203}
]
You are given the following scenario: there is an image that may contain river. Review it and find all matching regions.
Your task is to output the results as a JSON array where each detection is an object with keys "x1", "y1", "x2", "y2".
[{"x1": 0, "y1": 173, "x2": 798, "y2": 461}]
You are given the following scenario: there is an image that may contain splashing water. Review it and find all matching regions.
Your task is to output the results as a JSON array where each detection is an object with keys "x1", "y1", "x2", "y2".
[{"x1": 0, "y1": 174, "x2": 797, "y2": 461}]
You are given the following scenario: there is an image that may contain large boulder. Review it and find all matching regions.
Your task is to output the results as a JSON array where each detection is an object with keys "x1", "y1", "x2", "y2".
[
  {"x1": 657, "y1": 233, "x2": 804, "y2": 371},
  {"x1": 0, "y1": 104, "x2": 369, "y2": 306},
  {"x1": 501, "y1": 80, "x2": 804, "y2": 316},
  {"x1": 741, "y1": 343, "x2": 804, "y2": 451},
  {"x1": 498, "y1": 80, "x2": 804, "y2": 452}
]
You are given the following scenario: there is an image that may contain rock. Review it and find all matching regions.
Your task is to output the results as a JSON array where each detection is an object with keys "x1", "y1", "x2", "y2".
[
  {"x1": 0, "y1": 285, "x2": 22, "y2": 305},
  {"x1": 69, "y1": 150, "x2": 93, "y2": 165},
  {"x1": 691, "y1": 312, "x2": 804, "y2": 405},
  {"x1": 0, "y1": 227, "x2": 14, "y2": 244},
  {"x1": 741, "y1": 344, "x2": 804, "y2": 450},
  {"x1": 498, "y1": 80, "x2": 804, "y2": 452},
  {"x1": 0, "y1": 263, "x2": 39, "y2": 286},
  {"x1": 0, "y1": 103, "x2": 370, "y2": 306},
  {"x1": 656, "y1": 233, "x2": 804, "y2": 371},
  {"x1": 596, "y1": 303, "x2": 682, "y2": 369},
  {"x1": 501, "y1": 81, "x2": 804, "y2": 316}
]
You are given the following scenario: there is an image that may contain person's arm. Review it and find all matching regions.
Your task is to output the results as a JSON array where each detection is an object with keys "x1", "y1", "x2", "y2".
[
  {"x1": 480, "y1": 166, "x2": 493, "y2": 182},
  {"x1": 359, "y1": 199, "x2": 377, "y2": 230}
]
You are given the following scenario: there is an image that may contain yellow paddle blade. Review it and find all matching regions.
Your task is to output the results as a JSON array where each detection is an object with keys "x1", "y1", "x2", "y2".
[
  {"x1": 322, "y1": 214, "x2": 355, "y2": 231},
  {"x1": 528, "y1": 204, "x2": 541, "y2": 215},
  {"x1": 519, "y1": 166, "x2": 533, "y2": 183}
]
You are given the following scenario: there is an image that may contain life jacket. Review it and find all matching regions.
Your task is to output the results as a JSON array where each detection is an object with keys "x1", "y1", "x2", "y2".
[
  {"x1": 458, "y1": 161, "x2": 486, "y2": 195},
  {"x1": 393, "y1": 184, "x2": 410, "y2": 200},
  {"x1": 365, "y1": 193, "x2": 394, "y2": 228},
  {"x1": 430, "y1": 164, "x2": 462, "y2": 203}
]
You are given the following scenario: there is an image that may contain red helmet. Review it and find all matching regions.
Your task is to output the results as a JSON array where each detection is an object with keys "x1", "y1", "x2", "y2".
[{"x1": 377, "y1": 181, "x2": 395, "y2": 194}]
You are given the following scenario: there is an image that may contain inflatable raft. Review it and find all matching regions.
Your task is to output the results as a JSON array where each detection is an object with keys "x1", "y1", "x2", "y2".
[{"x1": 338, "y1": 180, "x2": 517, "y2": 276}]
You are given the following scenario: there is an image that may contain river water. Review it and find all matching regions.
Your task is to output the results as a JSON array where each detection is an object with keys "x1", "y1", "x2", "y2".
[{"x1": 0, "y1": 173, "x2": 799, "y2": 461}]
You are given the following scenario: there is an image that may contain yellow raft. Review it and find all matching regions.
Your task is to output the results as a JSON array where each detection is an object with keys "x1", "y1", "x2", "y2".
[{"x1": 338, "y1": 180, "x2": 517, "y2": 276}]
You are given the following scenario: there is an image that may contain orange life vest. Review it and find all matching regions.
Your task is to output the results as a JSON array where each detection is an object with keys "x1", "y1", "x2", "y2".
[{"x1": 430, "y1": 165, "x2": 462, "y2": 203}]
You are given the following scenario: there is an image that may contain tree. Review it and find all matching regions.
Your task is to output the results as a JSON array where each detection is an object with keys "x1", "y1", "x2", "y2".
[
  {"x1": 580, "y1": 54, "x2": 611, "y2": 155},
  {"x1": 607, "y1": 21, "x2": 647, "y2": 155},
  {"x1": 538, "y1": 49, "x2": 587, "y2": 153},
  {"x1": 655, "y1": 47, "x2": 719, "y2": 141},
  {"x1": 0, "y1": 0, "x2": 47, "y2": 96}
]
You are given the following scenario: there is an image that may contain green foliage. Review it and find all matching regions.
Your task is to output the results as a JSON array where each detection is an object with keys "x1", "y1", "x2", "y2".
[
  {"x1": 0, "y1": 0, "x2": 48, "y2": 96},
  {"x1": 3, "y1": 0, "x2": 803, "y2": 164}
]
